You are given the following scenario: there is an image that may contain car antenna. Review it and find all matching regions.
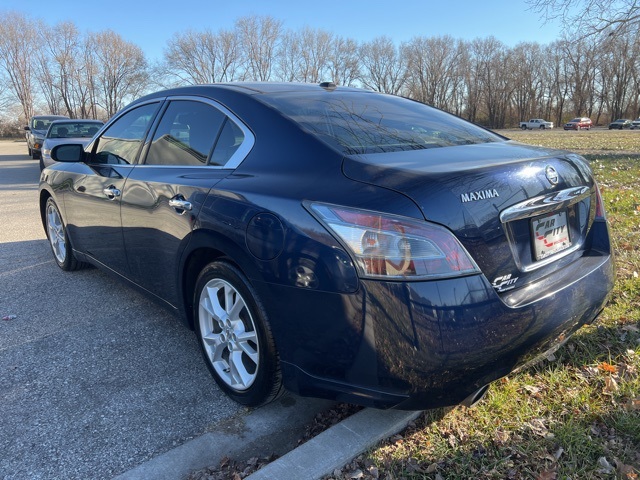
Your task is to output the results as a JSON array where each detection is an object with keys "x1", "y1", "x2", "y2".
[{"x1": 319, "y1": 81, "x2": 337, "y2": 91}]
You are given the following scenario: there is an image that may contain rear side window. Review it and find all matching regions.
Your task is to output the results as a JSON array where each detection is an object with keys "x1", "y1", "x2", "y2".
[
  {"x1": 93, "y1": 103, "x2": 159, "y2": 165},
  {"x1": 145, "y1": 100, "x2": 226, "y2": 166},
  {"x1": 210, "y1": 119, "x2": 244, "y2": 166},
  {"x1": 259, "y1": 91, "x2": 501, "y2": 155}
]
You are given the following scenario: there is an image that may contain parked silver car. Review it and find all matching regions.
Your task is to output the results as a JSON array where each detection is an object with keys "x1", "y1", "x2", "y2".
[{"x1": 40, "y1": 119, "x2": 104, "y2": 170}]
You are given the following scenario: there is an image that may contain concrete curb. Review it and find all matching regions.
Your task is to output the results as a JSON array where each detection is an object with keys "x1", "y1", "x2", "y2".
[
  {"x1": 114, "y1": 396, "x2": 334, "y2": 480},
  {"x1": 246, "y1": 408, "x2": 422, "y2": 480}
]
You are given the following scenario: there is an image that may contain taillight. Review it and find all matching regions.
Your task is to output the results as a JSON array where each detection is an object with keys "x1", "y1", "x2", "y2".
[{"x1": 307, "y1": 203, "x2": 480, "y2": 280}]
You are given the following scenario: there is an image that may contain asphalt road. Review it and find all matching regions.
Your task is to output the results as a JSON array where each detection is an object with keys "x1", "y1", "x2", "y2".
[{"x1": 0, "y1": 141, "x2": 326, "y2": 479}]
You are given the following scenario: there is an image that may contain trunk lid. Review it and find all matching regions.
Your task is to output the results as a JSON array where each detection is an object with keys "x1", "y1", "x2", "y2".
[{"x1": 342, "y1": 141, "x2": 597, "y2": 293}]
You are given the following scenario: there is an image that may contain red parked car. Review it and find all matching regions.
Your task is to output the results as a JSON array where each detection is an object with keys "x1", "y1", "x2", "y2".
[{"x1": 564, "y1": 117, "x2": 592, "y2": 130}]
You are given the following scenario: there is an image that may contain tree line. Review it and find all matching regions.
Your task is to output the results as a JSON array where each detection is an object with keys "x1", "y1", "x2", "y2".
[{"x1": 2, "y1": 11, "x2": 640, "y2": 130}]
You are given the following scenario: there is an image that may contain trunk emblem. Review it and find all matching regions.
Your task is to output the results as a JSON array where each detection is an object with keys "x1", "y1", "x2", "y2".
[
  {"x1": 492, "y1": 274, "x2": 519, "y2": 292},
  {"x1": 460, "y1": 189, "x2": 499, "y2": 203},
  {"x1": 545, "y1": 165, "x2": 559, "y2": 185}
]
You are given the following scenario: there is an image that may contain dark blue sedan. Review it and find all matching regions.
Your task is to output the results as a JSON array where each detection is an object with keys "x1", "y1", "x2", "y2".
[{"x1": 39, "y1": 83, "x2": 614, "y2": 410}]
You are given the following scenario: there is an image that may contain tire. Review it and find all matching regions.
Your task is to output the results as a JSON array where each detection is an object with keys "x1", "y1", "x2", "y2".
[
  {"x1": 194, "y1": 261, "x2": 283, "y2": 407},
  {"x1": 540, "y1": 125, "x2": 545, "y2": 129},
  {"x1": 39, "y1": 157, "x2": 45, "y2": 171},
  {"x1": 45, "y1": 197, "x2": 85, "y2": 271},
  {"x1": 32, "y1": 150, "x2": 39, "y2": 160},
  {"x1": 27, "y1": 146, "x2": 32, "y2": 156},
  {"x1": 520, "y1": 125, "x2": 527, "y2": 130}
]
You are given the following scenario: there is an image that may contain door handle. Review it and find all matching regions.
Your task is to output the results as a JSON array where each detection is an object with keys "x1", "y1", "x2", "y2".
[
  {"x1": 103, "y1": 186, "x2": 121, "y2": 200},
  {"x1": 169, "y1": 196, "x2": 192, "y2": 214}
]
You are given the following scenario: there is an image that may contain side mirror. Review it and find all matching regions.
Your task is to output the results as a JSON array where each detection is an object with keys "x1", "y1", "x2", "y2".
[{"x1": 51, "y1": 144, "x2": 84, "y2": 162}]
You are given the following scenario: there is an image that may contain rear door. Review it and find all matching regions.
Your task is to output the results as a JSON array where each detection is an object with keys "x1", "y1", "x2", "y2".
[{"x1": 120, "y1": 97, "x2": 253, "y2": 306}]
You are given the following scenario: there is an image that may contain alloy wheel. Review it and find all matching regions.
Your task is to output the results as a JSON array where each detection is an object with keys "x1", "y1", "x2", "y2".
[
  {"x1": 198, "y1": 278, "x2": 259, "y2": 391},
  {"x1": 46, "y1": 202, "x2": 67, "y2": 264}
]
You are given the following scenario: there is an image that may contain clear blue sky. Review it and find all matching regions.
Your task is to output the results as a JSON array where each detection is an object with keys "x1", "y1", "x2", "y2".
[{"x1": 3, "y1": 0, "x2": 563, "y2": 61}]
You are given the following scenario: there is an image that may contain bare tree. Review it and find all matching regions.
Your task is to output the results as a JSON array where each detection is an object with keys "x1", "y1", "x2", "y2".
[
  {"x1": 88, "y1": 30, "x2": 149, "y2": 117},
  {"x1": 403, "y1": 35, "x2": 464, "y2": 110},
  {"x1": 36, "y1": 21, "x2": 90, "y2": 118},
  {"x1": 164, "y1": 28, "x2": 242, "y2": 85},
  {"x1": 236, "y1": 15, "x2": 283, "y2": 81},
  {"x1": 539, "y1": 42, "x2": 569, "y2": 125},
  {"x1": 359, "y1": 36, "x2": 406, "y2": 94},
  {"x1": 298, "y1": 27, "x2": 333, "y2": 83},
  {"x1": 510, "y1": 42, "x2": 546, "y2": 121},
  {"x1": 327, "y1": 36, "x2": 360, "y2": 87},
  {"x1": 598, "y1": 30, "x2": 638, "y2": 118},
  {"x1": 527, "y1": 0, "x2": 640, "y2": 34},
  {"x1": 0, "y1": 12, "x2": 39, "y2": 121},
  {"x1": 275, "y1": 29, "x2": 302, "y2": 82},
  {"x1": 464, "y1": 37, "x2": 514, "y2": 128},
  {"x1": 80, "y1": 38, "x2": 101, "y2": 119},
  {"x1": 0, "y1": 73, "x2": 13, "y2": 113},
  {"x1": 560, "y1": 35, "x2": 600, "y2": 117}
]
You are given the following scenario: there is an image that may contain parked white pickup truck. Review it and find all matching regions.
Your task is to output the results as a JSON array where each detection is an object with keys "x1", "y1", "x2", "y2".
[{"x1": 519, "y1": 119, "x2": 554, "y2": 129}]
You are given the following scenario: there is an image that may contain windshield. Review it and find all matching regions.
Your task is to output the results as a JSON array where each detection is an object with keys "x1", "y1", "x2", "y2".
[
  {"x1": 31, "y1": 118, "x2": 59, "y2": 130},
  {"x1": 259, "y1": 91, "x2": 501, "y2": 155}
]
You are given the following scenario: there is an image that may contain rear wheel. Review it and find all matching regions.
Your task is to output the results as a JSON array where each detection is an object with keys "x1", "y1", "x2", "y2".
[
  {"x1": 31, "y1": 150, "x2": 39, "y2": 160},
  {"x1": 45, "y1": 197, "x2": 85, "y2": 271},
  {"x1": 194, "y1": 261, "x2": 283, "y2": 407}
]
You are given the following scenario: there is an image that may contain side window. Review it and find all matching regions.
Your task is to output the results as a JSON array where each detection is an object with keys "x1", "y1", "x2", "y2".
[
  {"x1": 93, "y1": 103, "x2": 159, "y2": 165},
  {"x1": 211, "y1": 118, "x2": 245, "y2": 166},
  {"x1": 145, "y1": 100, "x2": 225, "y2": 166}
]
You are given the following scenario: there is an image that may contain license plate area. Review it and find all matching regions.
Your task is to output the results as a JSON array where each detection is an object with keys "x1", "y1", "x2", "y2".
[{"x1": 531, "y1": 211, "x2": 571, "y2": 261}]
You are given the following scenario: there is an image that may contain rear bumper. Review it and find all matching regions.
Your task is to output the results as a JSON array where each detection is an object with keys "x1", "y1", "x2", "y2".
[{"x1": 259, "y1": 249, "x2": 614, "y2": 410}]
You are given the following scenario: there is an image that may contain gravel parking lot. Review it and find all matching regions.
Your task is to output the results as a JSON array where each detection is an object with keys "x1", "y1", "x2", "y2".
[{"x1": 0, "y1": 141, "x2": 327, "y2": 479}]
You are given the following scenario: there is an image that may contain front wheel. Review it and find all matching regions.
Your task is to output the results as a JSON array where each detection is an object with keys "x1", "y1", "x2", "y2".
[
  {"x1": 194, "y1": 261, "x2": 283, "y2": 407},
  {"x1": 45, "y1": 197, "x2": 85, "y2": 271}
]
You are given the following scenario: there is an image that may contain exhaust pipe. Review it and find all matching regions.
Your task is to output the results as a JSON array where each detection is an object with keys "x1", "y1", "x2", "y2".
[{"x1": 460, "y1": 384, "x2": 490, "y2": 408}]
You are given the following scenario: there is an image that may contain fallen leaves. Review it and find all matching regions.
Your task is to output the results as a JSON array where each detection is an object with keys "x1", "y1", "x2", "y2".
[{"x1": 598, "y1": 361, "x2": 617, "y2": 373}]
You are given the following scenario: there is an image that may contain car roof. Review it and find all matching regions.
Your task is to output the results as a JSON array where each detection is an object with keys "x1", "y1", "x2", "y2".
[
  {"x1": 133, "y1": 82, "x2": 367, "y2": 104},
  {"x1": 32, "y1": 115, "x2": 68, "y2": 119},
  {"x1": 49, "y1": 119, "x2": 103, "y2": 125}
]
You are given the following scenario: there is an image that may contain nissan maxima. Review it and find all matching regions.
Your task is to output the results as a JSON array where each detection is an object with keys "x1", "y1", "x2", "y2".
[{"x1": 39, "y1": 83, "x2": 614, "y2": 410}]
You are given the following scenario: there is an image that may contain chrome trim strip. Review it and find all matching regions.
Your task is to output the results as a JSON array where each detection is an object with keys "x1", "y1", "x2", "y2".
[{"x1": 499, "y1": 186, "x2": 590, "y2": 223}]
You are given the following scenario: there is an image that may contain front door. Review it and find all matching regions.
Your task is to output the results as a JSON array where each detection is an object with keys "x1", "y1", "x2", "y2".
[{"x1": 63, "y1": 102, "x2": 162, "y2": 275}]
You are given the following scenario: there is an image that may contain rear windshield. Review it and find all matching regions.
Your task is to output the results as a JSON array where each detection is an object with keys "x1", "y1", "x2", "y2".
[{"x1": 259, "y1": 91, "x2": 501, "y2": 155}]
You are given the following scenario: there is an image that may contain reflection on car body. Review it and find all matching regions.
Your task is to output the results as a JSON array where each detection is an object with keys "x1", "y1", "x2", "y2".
[{"x1": 39, "y1": 83, "x2": 614, "y2": 410}]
